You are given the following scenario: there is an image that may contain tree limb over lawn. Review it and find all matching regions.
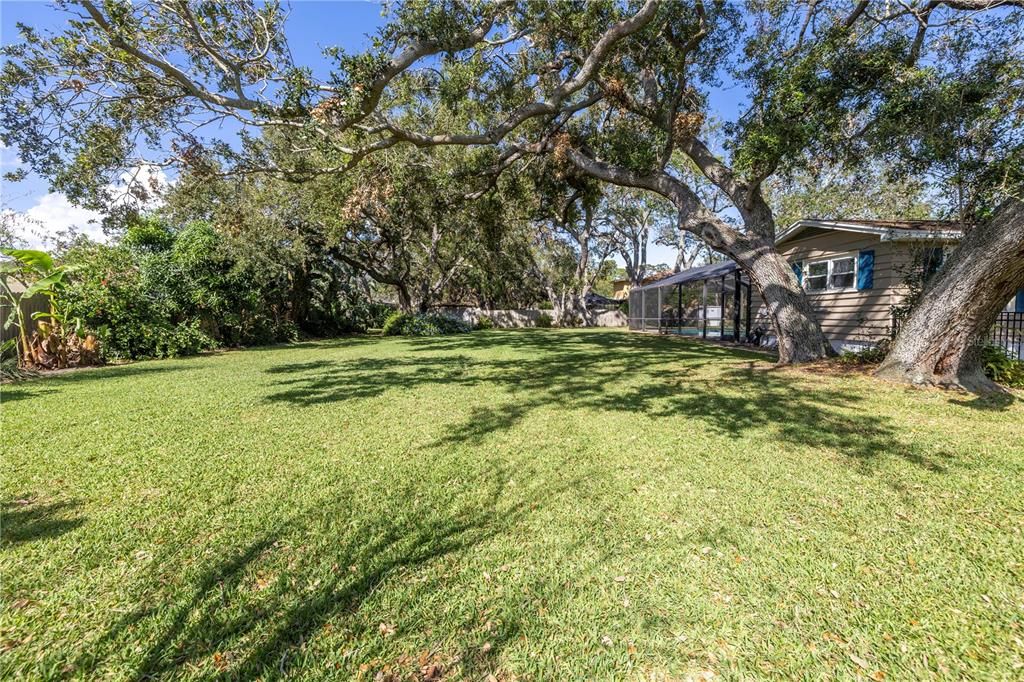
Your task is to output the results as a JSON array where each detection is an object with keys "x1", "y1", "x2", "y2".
[{"x1": 1, "y1": 0, "x2": 1022, "y2": 379}]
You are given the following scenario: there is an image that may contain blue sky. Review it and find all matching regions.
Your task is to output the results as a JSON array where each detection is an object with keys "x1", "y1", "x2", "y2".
[{"x1": 0, "y1": 0, "x2": 746, "y2": 265}]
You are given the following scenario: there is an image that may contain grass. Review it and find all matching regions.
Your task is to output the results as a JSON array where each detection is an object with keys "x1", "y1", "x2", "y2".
[{"x1": 2, "y1": 328, "x2": 1023, "y2": 680}]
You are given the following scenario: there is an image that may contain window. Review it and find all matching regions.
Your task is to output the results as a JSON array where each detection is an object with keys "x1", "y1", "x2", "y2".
[
  {"x1": 803, "y1": 256, "x2": 857, "y2": 292},
  {"x1": 830, "y1": 257, "x2": 855, "y2": 289},
  {"x1": 921, "y1": 247, "x2": 944, "y2": 281},
  {"x1": 805, "y1": 262, "x2": 828, "y2": 291}
]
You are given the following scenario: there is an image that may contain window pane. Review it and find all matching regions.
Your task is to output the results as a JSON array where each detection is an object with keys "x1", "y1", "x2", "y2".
[
  {"x1": 832, "y1": 258, "x2": 854, "y2": 274},
  {"x1": 808, "y1": 262, "x2": 828, "y2": 277},
  {"x1": 830, "y1": 258, "x2": 855, "y2": 288},
  {"x1": 831, "y1": 272, "x2": 854, "y2": 288},
  {"x1": 923, "y1": 247, "x2": 943, "y2": 280},
  {"x1": 806, "y1": 275, "x2": 827, "y2": 291}
]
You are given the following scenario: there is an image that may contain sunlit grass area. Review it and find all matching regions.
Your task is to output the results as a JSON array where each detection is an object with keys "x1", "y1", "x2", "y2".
[{"x1": 2, "y1": 329, "x2": 1023, "y2": 680}]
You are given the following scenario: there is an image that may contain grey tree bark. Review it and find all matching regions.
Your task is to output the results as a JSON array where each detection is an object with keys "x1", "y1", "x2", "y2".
[{"x1": 876, "y1": 199, "x2": 1024, "y2": 392}]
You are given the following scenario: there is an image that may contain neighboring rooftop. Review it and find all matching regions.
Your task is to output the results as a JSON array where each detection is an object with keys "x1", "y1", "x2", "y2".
[{"x1": 612, "y1": 271, "x2": 674, "y2": 286}]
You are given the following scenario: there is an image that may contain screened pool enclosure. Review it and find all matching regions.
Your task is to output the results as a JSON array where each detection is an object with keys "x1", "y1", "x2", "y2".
[{"x1": 627, "y1": 261, "x2": 753, "y2": 341}]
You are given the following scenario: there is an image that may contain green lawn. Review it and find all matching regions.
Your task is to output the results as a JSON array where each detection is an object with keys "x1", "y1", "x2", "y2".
[{"x1": 2, "y1": 329, "x2": 1023, "y2": 680}]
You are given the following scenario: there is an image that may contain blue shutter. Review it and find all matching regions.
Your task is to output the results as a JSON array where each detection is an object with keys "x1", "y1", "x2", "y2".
[
  {"x1": 857, "y1": 250, "x2": 875, "y2": 290},
  {"x1": 792, "y1": 261, "x2": 803, "y2": 285},
  {"x1": 1016, "y1": 288, "x2": 1024, "y2": 312}
]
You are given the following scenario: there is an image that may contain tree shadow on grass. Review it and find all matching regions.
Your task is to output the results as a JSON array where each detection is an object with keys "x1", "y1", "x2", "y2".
[
  {"x1": 72, "y1": 459, "x2": 575, "y2": 680},
  {"x1": 949, "y1": 391, "x2": 1017, "y2": 411},
  {"x1": 1, "y1": 499, "x2": 85, "y2": 545},
  {"x1": 641, "y1": 362, "x2": 955, "y2": 473},
  {"x1": 262, "y1": 331, "x2": 722, "y2": 416},
  {"x1": 2, "y1": 362, "x2": 193, "y2": 394},
  {"x1": 262, "y1": 331, "x2": 954, "y2": 474}
]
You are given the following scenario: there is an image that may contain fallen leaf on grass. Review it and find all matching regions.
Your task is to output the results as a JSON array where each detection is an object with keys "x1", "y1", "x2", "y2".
[
  {"x1": 212, "y1": 651, "x2": 231, "y2": 672},
  {"x1": 420, "y1": 663, "x2": 443, "y2": 680},
  {"x1": 379, "y1": 622, "x2": 396, "y2": 638},
  {"x1": 848, "y1": 653, "x2": 870, "y2": 669}
]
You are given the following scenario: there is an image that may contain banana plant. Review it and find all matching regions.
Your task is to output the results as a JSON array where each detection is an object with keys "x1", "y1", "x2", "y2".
[{"x1": 0, "y1": 247, "x2": 81, "y2": 368}]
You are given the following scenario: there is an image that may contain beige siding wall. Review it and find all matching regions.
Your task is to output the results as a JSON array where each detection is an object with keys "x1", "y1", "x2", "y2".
[{"x1": 749, "y1": 229, "x2": 929, "y2": 346}]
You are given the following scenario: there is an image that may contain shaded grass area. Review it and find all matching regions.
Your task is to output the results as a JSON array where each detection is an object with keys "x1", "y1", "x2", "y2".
[{"x1": 2, "y1": 329, "x2": 1022, "y2": 680}]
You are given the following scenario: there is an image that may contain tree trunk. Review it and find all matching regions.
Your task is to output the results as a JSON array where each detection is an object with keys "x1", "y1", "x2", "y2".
[
  {"x1": 876, "y1": 199, "x2": 1024, "y2": 393},
  {"x1": 561, "y1": 293, "x2": 589, "y2": 327},
  {"x1": 673, "y1": 247, "x2": 685, "y2": 274},
  {"x1": 544, "y1": 285, "x2": 562, "y2": 323},
  {"x1": 396, "y1": 284, "x2": 414, "y2": 312},
  {"x1": 737, "y1": 239, "x2": 835, "y2": 363}
]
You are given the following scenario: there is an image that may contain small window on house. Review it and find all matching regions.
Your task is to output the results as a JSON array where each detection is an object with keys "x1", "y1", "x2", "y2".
[
  {"x1": 830, "y1": 257, "x2": 855, "y2": 289},
  {"x1": 803, "y1": 256, "x2": 858, "y2": 292},
  {"x1": 805, "y1": 262, "x2": 828, "y2": 291},
  {"x1": 922, "y1": 247, "x2": 944, "y2": 281}
]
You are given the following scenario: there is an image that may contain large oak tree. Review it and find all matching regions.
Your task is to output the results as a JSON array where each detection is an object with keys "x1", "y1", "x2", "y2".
[{"x1": 2, "y1": 0, "x2": 1021, "y2": 377}]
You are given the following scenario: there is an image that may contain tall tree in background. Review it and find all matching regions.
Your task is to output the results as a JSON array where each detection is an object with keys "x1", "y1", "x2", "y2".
[
  {"x1": 655, "y1": 221, "x2": 713, "y2": 274},
  {"x1": 527, "y1": 172, "x2": 614, "y2": 324},
  {"x1": 599, "y1": 188, "x2": 673, "y2": 286}
]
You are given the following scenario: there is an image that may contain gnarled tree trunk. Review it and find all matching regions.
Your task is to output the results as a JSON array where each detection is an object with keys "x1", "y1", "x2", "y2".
[
  {"x1": 738, "y1": 239, "x2": 836, "y2": 364},
  {"x1": 716, "y1": 232, "x2": 835, "y2": 364},
  {"x1": 876, "y1": 199, "x2": 1024, "y2": 392}
]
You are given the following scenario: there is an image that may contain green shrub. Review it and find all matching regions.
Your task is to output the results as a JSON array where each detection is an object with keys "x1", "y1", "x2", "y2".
[
  {"x1": 836, "y1": 344, "x2": 888, "y2": 366},
  {"x1": 536, "y1": 313, "x2": 553, "y2": 328},
  {"x1": 59, "y1": 219, "x2": 319, "y2": 359},
  {"x1": 382, "y1": 311, "x2": 472, "y2": 336},
  {"x1": 475, "y1": 315, "x2": 495, "y2": 330},
  {"x1": 982, "y1": 345, "x2": 1024, "y2": 389},
  {"x1": 362, "y1": 303, "x2": 397, "y2": 329},
  {"x1": 382, "y1": 311, "x2": 410, "y2": 336},
  {"x1": 152, "y1": 319, "x2": 216, "y2": 357}
]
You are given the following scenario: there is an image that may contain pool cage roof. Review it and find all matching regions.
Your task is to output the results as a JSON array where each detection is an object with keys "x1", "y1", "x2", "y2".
[
  {"x1": 632, "y1": 261, "x2": 741, "y2": 292},
  {"x1": 628, "y1": 261, "x2": 753, "y2": 341}
]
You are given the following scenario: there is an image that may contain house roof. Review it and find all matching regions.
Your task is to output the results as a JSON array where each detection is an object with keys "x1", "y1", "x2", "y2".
[
  {"x1": 612, "y1": 271, "x2": 673, "y2": 286},
  {"x1": 585, "y1": 291, "x2": 617, "y2": 305},
  {"x1": 776, "y1": 218, "x2": 965, "y2": 245},
  {"x1": 633, "y1": 260, "x2": 739, "y2": 292}
]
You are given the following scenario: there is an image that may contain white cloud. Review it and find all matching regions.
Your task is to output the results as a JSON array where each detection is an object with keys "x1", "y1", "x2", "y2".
[
  {"x1": 0, "y1": 139, "x2": 23, "y2": 167},
  {"x1": 109, "y1": 164, "x2": 170, "y2": 209},
  {"x1": 5, "y1": 194, "x2": 106, "y2": 247},
  {"x1": 3, "y1": 164, "x2": 171, "y2": 249}
]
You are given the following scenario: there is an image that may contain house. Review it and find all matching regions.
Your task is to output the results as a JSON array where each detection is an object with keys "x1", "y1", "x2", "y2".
[
  {"x1": 627, "y1": 218, "x2": 1024, "y2": 355},
  {"x1": 755, "y1": 218, "x2": 966, "y2": 351},
  {"x1": 611, "y1": 271, "x2": 673, "y2": 301}
]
